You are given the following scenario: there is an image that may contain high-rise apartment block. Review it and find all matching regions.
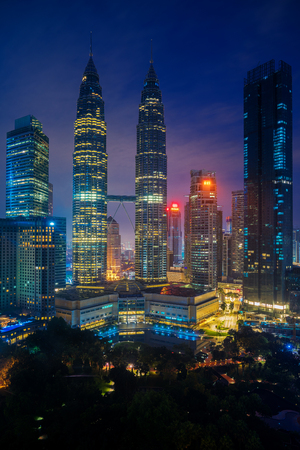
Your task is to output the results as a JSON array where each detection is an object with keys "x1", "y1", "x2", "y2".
[
  {"x1": 167, "y1": 203, "x2": 182, "y2": 265},
  {"x1": 231, "y1": 190, "x2": 244, "y2": 279},
  {"x1": 135, "y1": 58, "x2": 167, "y2": 282},
  {"x1": 72, "y1": 50, "x2": 107, "y2": 285},
  {"x1": 244, "y1": 60, "x2": 293, "y2": 312},
  {"x1": 6, "y1": 115, "x2": 49, "y2": 218},
  {"x1": 107, "y1": 216, "x2": 121, "y2": 281},
  {"x1": 189, "y1": 170, "x2": 217, "y2": 290}
]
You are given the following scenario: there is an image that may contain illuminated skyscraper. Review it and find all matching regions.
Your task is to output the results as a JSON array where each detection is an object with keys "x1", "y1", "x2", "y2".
[
  {"x1": 167, "y1": 203, "x2": 182, "y2": 264},
  {"x1": 244, "y1": 60, "x2": 292, "y2": 312},
  {"x1": 135, "y1": 56, "x2": 167, "y2": 281},
  {"x1": 189, "y1": 170, "x2": 217, "y2": 290},
  {"x1": 6, "y1": 115, "x2": 49, "y2": 218},
  {"x1": 107, "y1": 216, "x2": 121, "y2": 281},
  {"x1": 72, "y1": 46, "x2": 107, "y2": 285},
  {"x1": 231, "y1": 190, "x2": 244, "y2": 278}
]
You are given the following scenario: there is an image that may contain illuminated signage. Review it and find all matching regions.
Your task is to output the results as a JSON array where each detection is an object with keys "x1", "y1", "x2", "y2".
[
  {"x1": 203, "y1": 180, "x2": 211, "y2": 186},
  {"x1": 170, "y1": 202, "x2": 179, "y2": 211}
]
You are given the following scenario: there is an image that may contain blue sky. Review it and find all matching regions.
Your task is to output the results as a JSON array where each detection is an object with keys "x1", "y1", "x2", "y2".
[{"x1": 0, "y1": 0, "x2": 299, "y2": 244}]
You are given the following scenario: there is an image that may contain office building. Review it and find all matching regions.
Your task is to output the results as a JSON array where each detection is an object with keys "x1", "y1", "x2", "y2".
[
  {"x1": 0, "y1": 217, "x2": 60, "y2": 317},
  {"x1": 107, "y1": 216, "x2": 121, "y2": 281},
  {"x1": 167, "y1": 202, "x2": 182, "y2": 264},
  {"x1": 189, "y1": 170, "x2": 217, "y2": 290},
  {"x1": 244, "y1": 60, "x2": 292, "y2": 312},
  {"x1": 231, "y1": 190, "x2": 244, "y2": 278},
  {"x1": 72, "y1": 47, "x2": 107, "y2": 285},
  {"x1": 6, "y1": 115, "x2": 49, "y2": 218},
  {"x1": 135, "y1": 55, "x2": 167, "y2": 281}
]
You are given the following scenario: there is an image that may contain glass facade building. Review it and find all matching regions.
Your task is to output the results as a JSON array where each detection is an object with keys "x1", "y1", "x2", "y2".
[
  {"x1": 72, "y1": 51, "x2": 107, "y2": 285},
  {"x1": 231, "y1": 190, "x2": 244, "y2": 278},
  {"x1": 6, "y1": 115, "x2": 49, "y2": 218},
  {"x1": 189, "y1": 170, "x2": 217, "y2": 290},
  {"x1": 243, "y1": 60, "x2": 293, "y2": 312},
  {"x1": 135, "y1": 59, "x2": 167, "y2": 281}
]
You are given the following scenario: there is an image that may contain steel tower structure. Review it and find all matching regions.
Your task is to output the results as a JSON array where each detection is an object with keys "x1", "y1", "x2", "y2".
[
  {"x1": 72, "y1": 45, "x2": 107, "y2": 285},
  {"x1": 135, "y1": 55, "x2": 167, "y2": 281}
]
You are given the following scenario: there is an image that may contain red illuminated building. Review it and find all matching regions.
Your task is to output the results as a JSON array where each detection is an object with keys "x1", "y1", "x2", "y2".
[{"x1": 167, "y1": 202, "x2": 182, "y2": 264}]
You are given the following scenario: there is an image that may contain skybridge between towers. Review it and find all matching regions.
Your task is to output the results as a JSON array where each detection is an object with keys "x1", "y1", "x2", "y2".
[{"x1": 107, "y1": 194, "x2": 136, "y2": 232}]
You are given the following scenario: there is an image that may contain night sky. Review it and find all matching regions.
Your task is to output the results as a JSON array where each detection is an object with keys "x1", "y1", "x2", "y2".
[{"x1": 1, "y1": 0, "x2": 300, "y2": 245}]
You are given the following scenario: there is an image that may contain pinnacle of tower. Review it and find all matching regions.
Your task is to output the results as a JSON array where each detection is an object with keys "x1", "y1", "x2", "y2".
[
  {"x1": 143, "y1": 61, "x2": 159, "y2": 89},
  {"x1": 83, "y1": 56, "x2": 98, "y2": 76}
]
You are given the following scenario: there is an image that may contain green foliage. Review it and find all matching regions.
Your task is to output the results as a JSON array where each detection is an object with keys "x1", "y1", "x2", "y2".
[{"x1": 0, "y1": 320, "x2": 299, "y2": 449}]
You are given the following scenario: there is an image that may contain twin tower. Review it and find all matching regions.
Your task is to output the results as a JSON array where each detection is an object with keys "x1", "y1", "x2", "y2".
[{"x1": 72, "y1": 49, "x2": 167, "y2": 285}]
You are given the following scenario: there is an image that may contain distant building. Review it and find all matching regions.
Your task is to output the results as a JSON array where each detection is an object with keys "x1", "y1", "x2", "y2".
[
  {"x1": 244, "y1": 60, "x2": 292, "y2": 313},
  {"x1": 222, "y1": 232, "x2": 232, "y2": 280},
  {"x1": 48, "y1": 183, "x2": 53, "y2": 216},
  {"x1": 184, "y1": 201, "x2": 191, "y2": 280},
  {"x1": 135, "y1": 56, "x2": 167, "y2": 282},
  {"x1": 231, "y1": 190, "x2": 244, "y2": 278},
  {"x1": 167, "y1": 202, "x2": 182, "y2": 264},
  {"x1": 107, "y1": 216, "x2": 121, "y2": 281},
  {"x1": 6, "y1": 115, "x2": 49, "y2": 218},
  {"x1": 226, "y1": 216, "x2": 232, "y2": 234},
  {"x1": 293, "y1": 229, "x2": 300, "y2": 264},
  {"x1": 216, "y1": 208, "x2": 223, "y2": 281},
  {"x1": 189, "y1": 170, "x2": 217, "y2": 290}
]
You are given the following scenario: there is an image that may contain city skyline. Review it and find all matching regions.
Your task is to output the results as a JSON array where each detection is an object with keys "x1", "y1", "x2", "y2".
[{"x1": 0, "y1": 1, "x2": 300, "y2": 244}]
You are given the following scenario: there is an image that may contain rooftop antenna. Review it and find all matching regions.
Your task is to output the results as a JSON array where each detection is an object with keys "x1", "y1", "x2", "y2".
[
  {"x1": 90, "y1": 31, "x2": 93, "y2": 57},
  {"x1": 150, "y1": 39, "x2": 153, "y2": 64}
]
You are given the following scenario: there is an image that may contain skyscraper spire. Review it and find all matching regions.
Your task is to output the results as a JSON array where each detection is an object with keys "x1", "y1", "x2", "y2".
[{"x1": 90, "y1": 31, "x2": 93, "y2": 57}]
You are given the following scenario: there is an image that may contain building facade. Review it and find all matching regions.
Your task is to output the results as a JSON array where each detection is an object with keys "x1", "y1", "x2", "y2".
[
  {"x1": 167, "y1": 202, "x2": 182, "y2": 265},
  {"x1": 231, "y1": 190, "x2": 244, "y2": 278},
  {"x1": 135, "y1": 57, "x2": 167, "y2": 282},
  {"x1": 48, "y1": 182, "x2": 53, "y2": 216},
  {"x1": 244, "y1": 60, "x2": 293, "y2": 312},
  {"x1": 72, "y1": 50, "x2": 107, "y2": 285},
  {"x1": 0, "y1": 217, "x2": 65, "y2": 317},
  {"x1": 189, "y1": 170, "x2": 217, "y2": 290},
  {"x1": 107, "y1": 216, "x2": 121, "y2": 281},
  {"x1": 6, "y1": 115, "x2": 49, "y2": 218},
  {"x1": 216, "y1": 208, "x2": 223, "y2": 281},
  {"x1": 184, "y1": 201, "x2": 191, "y2": 280}
]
